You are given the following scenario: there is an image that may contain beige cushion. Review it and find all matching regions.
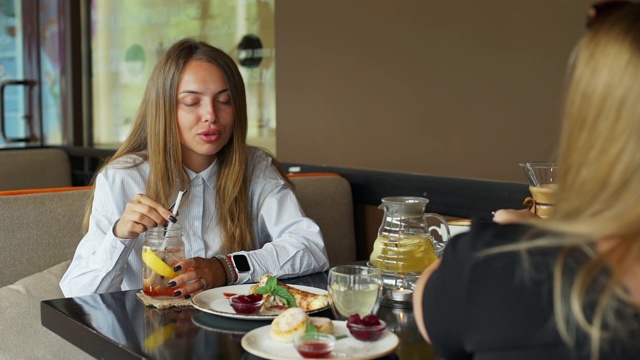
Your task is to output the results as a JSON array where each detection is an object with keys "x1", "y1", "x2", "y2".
[
  {"x1": 0, "y1": 171, "x2": 354, "y2": 358},
  {"x1": 0, "y1": 148, "x2": 72, "y2": 190},
  {"x1": 0, "y1": 261, "x2": 92, "y2": 359},
  {"x1": 0, "y1": 189, "x2": 91, "y2": 287},
  {"x1": 290, "y1": 175, "x2": 357, "y2": 266}
]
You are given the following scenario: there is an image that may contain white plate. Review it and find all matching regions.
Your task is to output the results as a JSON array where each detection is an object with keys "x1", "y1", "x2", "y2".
[
  {"x1": 191, "y1": 284, "x2": 331, "y2": 320},
  {"x1": 241, "y1": 320, "x2": 399, "y2": 360}
]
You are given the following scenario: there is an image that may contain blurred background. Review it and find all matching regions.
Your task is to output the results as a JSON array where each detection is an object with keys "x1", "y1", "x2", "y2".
[{"x1": 0, "y1": 0, "x2": 592, "y2": 182}]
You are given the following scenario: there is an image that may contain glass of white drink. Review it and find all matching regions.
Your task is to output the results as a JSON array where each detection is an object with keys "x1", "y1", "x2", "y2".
[{"x1": 328, "y1": 265, "x2": 383, "y2": 320}]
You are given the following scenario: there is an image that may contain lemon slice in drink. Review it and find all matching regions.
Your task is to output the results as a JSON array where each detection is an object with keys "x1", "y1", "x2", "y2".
[{"x1": 142, "y1": 249, "x2": 175, "y2": 278}]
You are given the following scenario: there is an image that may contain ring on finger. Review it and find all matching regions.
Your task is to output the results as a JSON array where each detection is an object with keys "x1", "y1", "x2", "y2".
[{"x1": 200, "y1": 278, "x2": 208, "y2": 289}]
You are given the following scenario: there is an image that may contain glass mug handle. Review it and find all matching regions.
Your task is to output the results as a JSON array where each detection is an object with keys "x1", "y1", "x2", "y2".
[{"x1": 423, "y1": 213, "x2": 451, "y2": 257}]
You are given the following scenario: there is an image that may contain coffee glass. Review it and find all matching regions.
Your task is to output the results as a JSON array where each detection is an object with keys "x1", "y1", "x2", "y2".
[
  {"x1": 327, "y1": 265, "x2": 383, "y2": 320},
  {"x1": 519, "y1": 162, "x2": 559, "y2": 218}
]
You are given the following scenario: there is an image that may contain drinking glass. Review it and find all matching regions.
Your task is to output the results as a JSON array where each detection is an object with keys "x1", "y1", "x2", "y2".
[
  {"x1": 142, "y1": 226, "x2": 184, "y2": 299},
  {"x1": 519, "y1": 162, "x2": 559, "y2": 218},
  {"x1": 328, "y1": 265, "x2": 383, "y2": 320}
]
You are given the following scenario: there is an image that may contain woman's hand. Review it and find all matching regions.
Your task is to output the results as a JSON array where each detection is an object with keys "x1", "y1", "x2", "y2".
[
  {"x1": 114, "y1": 194, "x2": 176, "y2": 239},
  {"x1": 492, "y1": 209, "x2": 538, "y2": 225},
  {"x1": 168, "y1": 257, "x2": 229, "y2": 299}
]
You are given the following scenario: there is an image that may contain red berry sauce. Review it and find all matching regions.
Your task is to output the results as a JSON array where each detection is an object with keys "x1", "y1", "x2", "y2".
[{"x1": 296, "y1": 341, "x2": 332, "y2": 358}]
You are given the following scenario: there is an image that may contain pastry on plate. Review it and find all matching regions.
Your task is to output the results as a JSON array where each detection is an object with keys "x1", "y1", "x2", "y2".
[
  {"x1": 309, "y1": 316, "x2": 334, "y2": 334},
  {"x1": 250, "y1": 274, "x2": 331, "y2": 311},
  {"x1": 270, "y1": 307, "x2": 309, "y2": 342}
]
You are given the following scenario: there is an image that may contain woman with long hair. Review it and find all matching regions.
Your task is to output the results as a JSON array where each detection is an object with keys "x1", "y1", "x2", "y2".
[
  {"x1": 60, "y1": 38, "x2": 329, "y2": 298},
  {"x1": 414, "y1": 3, "x2": 640, "y2": 359}
]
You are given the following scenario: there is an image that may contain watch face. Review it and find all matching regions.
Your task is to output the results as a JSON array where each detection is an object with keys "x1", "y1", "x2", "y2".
[{"x1": 233, "y1": 254, "x2": 251, "y2": 272}]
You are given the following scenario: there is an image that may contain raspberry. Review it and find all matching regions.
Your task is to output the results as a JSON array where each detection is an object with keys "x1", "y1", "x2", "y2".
[
  {"x1": 347, "y1": 314, "x2": 362, "y2": 325},
  {"x1": 362, "y1": 314, "x2": 381, "y2": 326}
]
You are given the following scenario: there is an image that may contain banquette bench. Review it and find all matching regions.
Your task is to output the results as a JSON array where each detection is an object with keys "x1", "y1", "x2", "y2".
[
  {"x1": 0, "y1": 174, "x2": 355, "y2": 359},
  {"x1": 0, "y1": 148, "x2": 73, "y2": 191}
]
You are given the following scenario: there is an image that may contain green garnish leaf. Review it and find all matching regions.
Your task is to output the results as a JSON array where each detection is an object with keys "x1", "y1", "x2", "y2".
[
  {"x1": 255, "y1": 276, "x2": 278, "y2": 294},
  {"x1": 335, "y1": 334, "x2": 348, "y2": 340},
  {"x1": 254, "y1": 287, "x2": 269, "y2": 295},
  {"x1": 305, "y1": 320, "x2": 319, "y2": 334},
  {"x1": 273, "y1": 285, "x2": 297, "y2": 308},
  {"x1": 254, "y1": 276, "x2": 297, "y2": 308},
  {"x1": 265, "y1": 276, "x2": 278, "y2": 289},
  {"x1": 254, "y1": 286, "x2": 269, "y2": 295}
]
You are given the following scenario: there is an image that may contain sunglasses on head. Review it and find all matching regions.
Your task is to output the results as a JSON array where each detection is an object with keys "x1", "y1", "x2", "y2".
[{"x1": 587, "y1": 1, "x2": 633, "y2": 28}]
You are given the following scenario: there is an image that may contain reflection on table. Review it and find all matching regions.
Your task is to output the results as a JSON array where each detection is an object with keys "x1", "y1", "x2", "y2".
[{"x1": 41, "y1": 270, "x2": 435, "y2": 360}]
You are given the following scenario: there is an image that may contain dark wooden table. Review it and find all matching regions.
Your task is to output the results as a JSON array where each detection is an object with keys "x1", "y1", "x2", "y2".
[{"x1": 41, "y1": 271, "x2": 435, "y2": 359}]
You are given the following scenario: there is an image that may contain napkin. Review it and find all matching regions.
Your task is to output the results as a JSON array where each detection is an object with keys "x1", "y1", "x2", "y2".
[{"x1": 136, "y1": 291, "x2": 193, "y2": 309}]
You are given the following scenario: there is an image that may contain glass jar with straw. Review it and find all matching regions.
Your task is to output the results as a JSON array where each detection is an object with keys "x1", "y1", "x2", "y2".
[
  {"x1": 141, "y1": 189, "x2": 188, "y2": 298},
  {"x1": 142, "y1": 225, "x2": 185, "y2": 298}
]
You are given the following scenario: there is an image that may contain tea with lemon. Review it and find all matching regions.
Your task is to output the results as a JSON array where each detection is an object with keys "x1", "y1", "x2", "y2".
[
  {"x1": 142, "y1": 247, "x2": 184, "y2": 298},
  {"x1": 369, "y1": 234, "x2": 437, "y2": 274},
  {"x1": 142, "y1": 226, "x2": 185, "y2": 298}
]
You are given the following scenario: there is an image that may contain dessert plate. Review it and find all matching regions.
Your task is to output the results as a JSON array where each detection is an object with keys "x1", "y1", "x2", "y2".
[
  {"x1": 241, "y1": 320, "x2": 399, "y2": 360},
  {"x1": 191, "y1": 284, "x2": 330, "y2": 320}
]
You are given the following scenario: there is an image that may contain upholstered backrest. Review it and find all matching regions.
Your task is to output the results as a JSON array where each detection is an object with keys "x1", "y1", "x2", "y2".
[
  {"x1": 0, "y1": 148, "x2": 72, "y2": 190},
  {"x1": 289, "y1": 174, "x2": 357, "y2": 266},
  {"x1": 0, "y1": 188, "x2": 91, "y2": 287},
  {"x1": 0, "y1": 174, "x2": 357, "y2": 286}
]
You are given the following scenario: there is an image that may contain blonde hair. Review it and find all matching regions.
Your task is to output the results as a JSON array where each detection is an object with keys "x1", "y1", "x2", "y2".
[
  {"x1": 516, "y1": 5, "x2": 640, "y2": 358},
  {"x1": 84, "y1": 38, "x2": 256, "y2": 253}
]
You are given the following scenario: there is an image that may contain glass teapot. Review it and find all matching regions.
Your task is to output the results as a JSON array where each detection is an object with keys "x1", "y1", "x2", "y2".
[{"x1": 369, "y1": 196, "x2": 450, "y2": 274}]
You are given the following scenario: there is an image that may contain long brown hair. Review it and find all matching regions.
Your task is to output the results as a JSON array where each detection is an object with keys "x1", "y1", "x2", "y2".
[{"x1": 84, "y1": 38, "x2": 254, "y2": 253}]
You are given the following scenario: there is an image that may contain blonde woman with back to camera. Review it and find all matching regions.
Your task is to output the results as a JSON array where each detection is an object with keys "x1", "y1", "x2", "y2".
[{"x1": 413, "y1": 2, "x2": 640, "y2": 359}]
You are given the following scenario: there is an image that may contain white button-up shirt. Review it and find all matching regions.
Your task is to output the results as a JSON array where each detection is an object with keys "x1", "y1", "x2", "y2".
[{"x1": 60, "y1": 148, "x2": 329, "y2": 297}]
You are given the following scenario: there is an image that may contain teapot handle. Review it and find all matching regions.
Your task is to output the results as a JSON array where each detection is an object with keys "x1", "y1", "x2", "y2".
[
  {"x1": 423, "y1": 213, "x2": 451, "y2": 257},
  {"x1": 424, "y1": 213, "x2": 451, "y2": 241}
]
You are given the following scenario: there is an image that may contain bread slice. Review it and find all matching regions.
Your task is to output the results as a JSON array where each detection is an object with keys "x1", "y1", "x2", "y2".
[
  {"x1": 270, "y1": 307, "x2": 309, "y2": 342},
  {"x1": 309, "y1": 317, "x2": 334, "y2": 334}
]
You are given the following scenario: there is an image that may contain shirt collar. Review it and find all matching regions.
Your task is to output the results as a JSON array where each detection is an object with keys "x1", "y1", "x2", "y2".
[{"x1": 183, "y1": 159, "x2": 217, "y2": 189}]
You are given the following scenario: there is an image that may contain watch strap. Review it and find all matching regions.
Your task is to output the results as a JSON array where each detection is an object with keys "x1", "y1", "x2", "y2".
[{"x1": 229, "y1": 254, "x2": 251, "y2": 284}]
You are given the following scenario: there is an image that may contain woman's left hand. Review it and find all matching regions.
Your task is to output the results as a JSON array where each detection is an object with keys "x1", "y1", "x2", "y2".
[
  {"x1": 492, "y1": 209, "x2": 538, "y2": 224},
  {"x1": 167, "y1": 257, "x2": 226, "y2": 298}
]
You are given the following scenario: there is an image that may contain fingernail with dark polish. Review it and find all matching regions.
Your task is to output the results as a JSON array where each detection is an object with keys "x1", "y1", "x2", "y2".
[
  {"x1": 167, "y1": 281, "x2": 177, "y2": 288},
  {"x1": 163, "y1": 221, "x2": 169, "y2": 227},
  {"x1": 184, "y1": 294, "x2": 191, "y2": 299},
  {"x1": 173, "y1": 290, "x2": 182, "y2": 297},
  {"x1": 169, "y1": 215, "x2": 177, "y2": 223},
  {"x1": 173, "y1": 265, "x2": 182, "y2": 272}
]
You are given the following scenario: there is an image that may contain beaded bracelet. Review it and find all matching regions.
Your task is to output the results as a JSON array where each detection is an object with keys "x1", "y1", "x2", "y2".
[
  {"x1": 215, "y1": 254, "x2": 235, "y2": 286},
  {"x1": 212, "y1": 257, "x2": 228, "y2": 286}
]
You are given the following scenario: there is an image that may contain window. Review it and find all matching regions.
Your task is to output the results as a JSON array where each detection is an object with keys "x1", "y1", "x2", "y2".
[{"x1": 90, "y1": 0, "x2": 276, "y2": 153}]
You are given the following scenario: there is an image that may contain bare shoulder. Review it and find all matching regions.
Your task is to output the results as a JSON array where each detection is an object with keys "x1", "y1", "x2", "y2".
[{"x1": 413, "y1": 258, "x2": 442, "y2": 343}]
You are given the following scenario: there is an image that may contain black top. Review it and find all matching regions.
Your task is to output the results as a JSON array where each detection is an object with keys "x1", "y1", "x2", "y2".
[{"x1": 423, "y1": 218, "x2": 639, "y2": 360}]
